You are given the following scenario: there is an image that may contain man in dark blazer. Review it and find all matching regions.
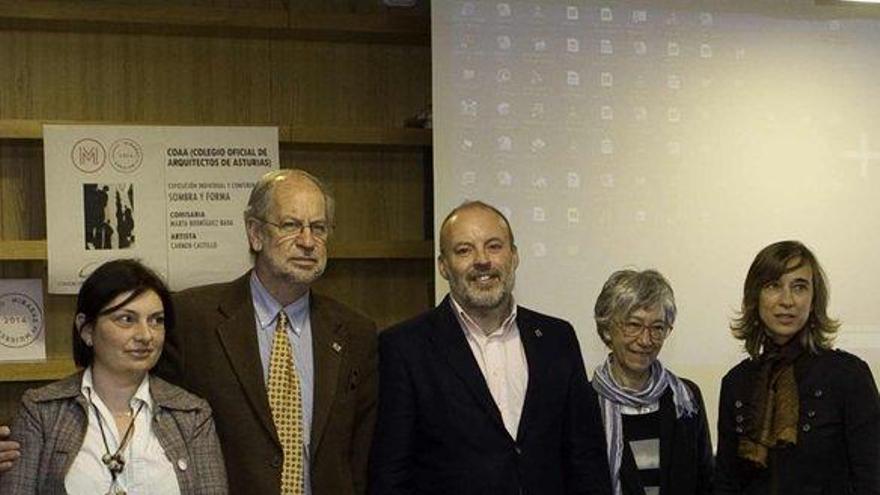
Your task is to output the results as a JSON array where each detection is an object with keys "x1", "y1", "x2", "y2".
[
  {"x1": 369, "y1": 201, "x2": 611, "y2": 495},
  {"x1": 157, "y1": 169, "x2": 377, "y2": 495}
]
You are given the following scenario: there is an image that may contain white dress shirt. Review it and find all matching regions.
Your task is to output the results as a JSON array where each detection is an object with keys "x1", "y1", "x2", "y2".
[
  {"x1": 65, "y1": 368, "x2": 181, "y2": 495},
  {"x1": 450, "y1": 296, "x2": 529, "y2": 439}
]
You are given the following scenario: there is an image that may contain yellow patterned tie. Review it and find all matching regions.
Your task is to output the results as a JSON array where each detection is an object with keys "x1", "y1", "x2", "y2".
[{"x1": 267, "y1": 311, "x2": 305, "y2": 494}]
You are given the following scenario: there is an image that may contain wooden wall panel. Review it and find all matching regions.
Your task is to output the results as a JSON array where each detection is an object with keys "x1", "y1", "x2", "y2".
[
  {"x1": 0, "y1": 32, "x2": 429, "y2": 126},
  {"x1": 316, "y1": 258, "x2": 432, "y2": 330},
  {"x1": 0, "y1": 0, "x2": 432, "y2": 419},
  {"x1": 286, "y1": 148, "x2": 429, "y2": 242}
]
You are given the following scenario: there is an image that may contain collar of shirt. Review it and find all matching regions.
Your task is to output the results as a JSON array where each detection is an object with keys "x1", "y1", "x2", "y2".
[
  {"x1": 450, "y1": 294, "x2": 518, "y2": 342},
  {"x1": 80, "y1": 366, "x2": 154, "y2": 415},
  {"x1": 250, "y1": 271, "x2": 310, "y2": 334}
]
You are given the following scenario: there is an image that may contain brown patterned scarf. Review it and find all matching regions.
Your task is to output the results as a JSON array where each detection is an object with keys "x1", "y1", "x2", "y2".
[{"x1": 738, "y1": 334, "x2": 804, "y2": 467}]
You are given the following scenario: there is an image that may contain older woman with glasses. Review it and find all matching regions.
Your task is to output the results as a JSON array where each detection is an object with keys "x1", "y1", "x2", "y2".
[
  {"x1": 592, "y1": 269, "x2": 713, "y2": 495},
  {"x1": 715, "y1": 241, "x2": 879, "y2": 494},
  {"x1": 0, "y1": 259, "x2": 227, "y2": 494}
]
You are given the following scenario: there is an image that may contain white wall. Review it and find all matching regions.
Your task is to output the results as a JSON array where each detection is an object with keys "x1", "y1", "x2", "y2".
[{"x1": 432, "y1": 0, "x2": 880, "y2": 444}]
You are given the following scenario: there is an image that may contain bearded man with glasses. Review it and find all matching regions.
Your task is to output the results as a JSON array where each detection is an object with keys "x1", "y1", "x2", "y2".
[
  {"x1": 157, "y1": 169, "x2": 377, "y2": 495},
  {"x1": 591, "y1": 269, "x2": 714, "y2": 495}
]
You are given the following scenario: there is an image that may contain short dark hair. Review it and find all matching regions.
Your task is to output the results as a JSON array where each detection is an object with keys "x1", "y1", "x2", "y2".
[
  {"x1": 72, "y1": 259, "x2": 175, "y2": 367},
  {"x1": 731, "y1": 240, "x2": 839, "y2": 357},
  {"x1": 438, "y1": 200, "x2": 516, "y2": 256}
]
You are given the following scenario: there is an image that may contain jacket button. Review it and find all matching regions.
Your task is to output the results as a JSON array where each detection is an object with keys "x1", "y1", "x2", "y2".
[
  {"x1": 514, "y1": 446, "x2": 522, "y2": 455},
  {"x1": 735, "y1": 426, "x2": 744, "y2": 434},
  {"x1": 735, "y1": 414, "x2": 744, "y2": 423},
  {"x1": 734, "y1": 400, "x2": 743, "y2": 409},
  {"x1": 177, "y1": 458, "x2": 188, "y2": 471},
  {"x1": 807, "y1": 410, "x2": 816, "y2": 418},
  {"x1": 802, "y1": 424, "x2": 812, "y2": 433},
  {"x1": 814, "y1": 389, "x2": 824, "y2": 398},
  {"x1": 271, "y1": 455, "x2": 282, "y2": 468}
]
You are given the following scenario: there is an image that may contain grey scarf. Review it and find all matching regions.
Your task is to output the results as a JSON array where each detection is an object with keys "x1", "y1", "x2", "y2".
[{"x1": 592, "y1": 356, "x2": 697, "y2": 495}]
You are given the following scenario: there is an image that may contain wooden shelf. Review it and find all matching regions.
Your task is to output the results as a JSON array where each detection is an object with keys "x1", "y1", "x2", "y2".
[
  {"x1": 0, "y1": 120, "x2": 432, "y2": 148},
  {"x1": 0, "y1": 239, "x2": 432, "y2": 261},
  {"x1": 331, "y1": 240, "x2": 433, "y2": 259},
  {"x1": 0, "y1": 1, "x2": 429, "y2": 45},
  {"x1": 0, "y1": 240, "x2": 47, "y2": 261},
  {"x1": 0, "y1": 358, "x2": 78, "y2": 382}
]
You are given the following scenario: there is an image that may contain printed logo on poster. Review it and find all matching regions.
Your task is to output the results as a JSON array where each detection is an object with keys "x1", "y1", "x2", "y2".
[
  {"x1": 71, "y1": 138, "x2": 107, "y2": 173},
  {"x1": 0, "y1": 293, "x2": 43, "y2": 349},
  {"x1": 110, "y1": 138, "x2": 144, "y2": 173}
]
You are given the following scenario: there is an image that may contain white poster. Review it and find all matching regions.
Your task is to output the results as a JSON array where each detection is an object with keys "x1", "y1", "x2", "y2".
[
  {"x1": 0, "y1": 279, "x2": 45, "y2": 362},
  {"x1": 44, "y1": 125, "x2": 279, "y2": 294}
]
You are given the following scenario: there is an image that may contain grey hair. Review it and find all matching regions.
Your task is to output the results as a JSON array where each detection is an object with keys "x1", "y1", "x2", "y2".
[
  {"x1": 594, "y1": 269, "x2": 677, "y2": 345},
  {"x1": 243, "y1": 169, "x2": 336, "y2": 228}
]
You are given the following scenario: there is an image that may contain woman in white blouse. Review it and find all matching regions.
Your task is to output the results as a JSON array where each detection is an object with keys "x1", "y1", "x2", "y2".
[{"x1": 0, "y1": 259, "x2": 227, "y2": 494}]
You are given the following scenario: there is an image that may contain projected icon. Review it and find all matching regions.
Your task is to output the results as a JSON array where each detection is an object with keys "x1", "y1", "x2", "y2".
[
  {"x1": 497, "y1": 170, "x2": 513, "y2": 186},
  {"x1": 634, "y1": 106, "x2": 648, "y2": 121},
  {"x1": 532, "y1": 176, "x2": 548, "y2": 189},
  {"x1": 531, "y1": 70, "x2": 544, "y2": 85},
  {"x1": 700, "y1": 44, "x2": 713, "y2": 58},
  {"x1": 462, "y1": 68, "x2": 476, "y2": 80},
  {"x1": 700, "y1": 12, "x2": 714, "y2": 27},
  {"x1": 567, "y1": 38, "x2": 580, "y2": 53},
  {"x1": 667, "y1": 42, "x2": 680, "y2": 57},
  {"x1": 601, "y1": 138, "x2": 614, "y2": 155},
  {"x1": 460, "y1": 99, "x2": 478, "y2": 116},
  {"x1": 530, "y1": 138, "x2": 546, "y2": 152},
  {"x1": 532, "y1": 208, "x2": 546, "y2": 222},
  {"x1": 668, "y1": 74, "x2": 682, "y2": 90},
  {"x1": 461, "y1": 171, "x2": 476, "y2": 185},
  {"x1": 532, "y1": 242, "x2": 547, "y2": 258},
  {"x1": 600, "y1": 174, "x2": 615, "y2": 188},
  {"x1": 497, "y1": 35, "x2": 511, "y2": 50},
  {"x1": 567, "y1": 208, "x2": 580, "y2": 224},
  {"x1": 566, "y1": 6, "x2": 579, "y2": 20},
  {"x1": 533, "y1": 38, "x2": 547, "y2": 52},
  {"x1": 566, "y1": 71, "x2": 580, "y2": 86},
  {"x1": 600, "y1": 39, "x2": 613, "y2": 55},
  {"x1": 497, "y1": 135, "x2": 512, "y2": 151},
  {"x1": 631, "y1": 10, "x2": 647, "y2": 24},
  {"x1": 530, "y1": 102, "x2": 545, "y2": 119},
  {"x1": 496, "y1": 68, "x2": 511, "y2": 82},
  {"x1": 601, "y1": 105, "x2": 614, "y2": 121},
  {"x1": 601, "y1": 72, "x2": 613, "y2": 87},
  {"x1": 566, "y1": 172, "x2": 580, "y2": 188},
  {"x1": 634, "y1": 41, "x2": 647, "y2": 55},
  {"x1": 497, "y1": 102, "x2": 511, "y2": 116},
  {"x1": 461, "y1": 2, "x2": 476, "y2": 16},
  {"x1": 497, "y1": 3, "x2": 511, "y2": 17},
  {"x1": 601, "y1": 7, "x2": 613, "y2": 22}
]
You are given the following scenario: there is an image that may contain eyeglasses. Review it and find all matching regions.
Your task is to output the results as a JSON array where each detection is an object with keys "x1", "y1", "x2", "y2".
[
  {"x1": 619, "y1": 320, "x2": 670, "y2": 342},
  {"x1": 256, "y1": 217, "x2": 330, "y2": 241}
]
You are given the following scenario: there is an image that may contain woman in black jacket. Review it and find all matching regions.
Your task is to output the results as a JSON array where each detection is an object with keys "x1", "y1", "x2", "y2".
[
  {"x1": 715, "y1": 240, "x2": 879, "y2": 495},
  {"x1": 591, "y1": 269, "x2": 714, "y2": 495}
]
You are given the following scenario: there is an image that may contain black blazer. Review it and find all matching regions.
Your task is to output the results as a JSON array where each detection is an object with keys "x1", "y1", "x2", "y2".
[
  {"x1": 156, "y1": 273, "x2": 378, "y2": 495},
  {"x1": 368, "y1": 296, "x2": 612, "y2": 495},
  {"x1": 617, "y1": 380, "x2": 714, "y2": 495},
  {"x1": 714, "y1": 349, "x2": 880, "y2": 495}
]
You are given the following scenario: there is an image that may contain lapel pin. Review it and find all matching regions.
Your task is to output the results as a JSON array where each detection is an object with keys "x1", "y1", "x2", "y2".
[
  {"x1": 331, "y1": 342, "x2": 343, "y2": 353},
  {"x1": 534, "y1": 329, "x2": 543, "y2": 338}
]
